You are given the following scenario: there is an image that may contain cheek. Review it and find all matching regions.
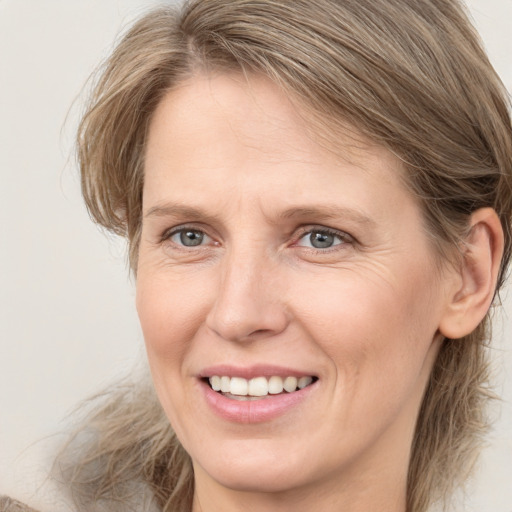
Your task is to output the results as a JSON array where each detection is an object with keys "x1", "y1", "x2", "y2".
[
  {"x1": 135, "y1": 271, "x2": 209, "y2": 438},
  {"x1": 293, "y1": 266, "x2": 440, "y2": 398},
  {"x1": 136, "y1": 269, "x2": 210, "y2": 361}
]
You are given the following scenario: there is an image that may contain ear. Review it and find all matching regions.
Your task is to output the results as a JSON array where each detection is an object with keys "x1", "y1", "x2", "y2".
[{"x1": 439, "y1": 207, "x2": 504, "y2": 339}]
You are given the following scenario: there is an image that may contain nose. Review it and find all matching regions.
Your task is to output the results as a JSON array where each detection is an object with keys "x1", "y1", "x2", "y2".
[{"x1": 205, "y1": 249, "x2": 289, "y2": 343}]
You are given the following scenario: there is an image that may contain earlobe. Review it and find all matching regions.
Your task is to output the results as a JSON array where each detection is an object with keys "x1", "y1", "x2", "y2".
[{"x1": 439, "y1": 208, "x2": 504, "y2": 340}]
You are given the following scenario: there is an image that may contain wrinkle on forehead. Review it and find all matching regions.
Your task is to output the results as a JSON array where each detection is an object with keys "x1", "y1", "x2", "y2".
[{"x1": 149, "y1": 71, "x2": 401, "y2": 178}]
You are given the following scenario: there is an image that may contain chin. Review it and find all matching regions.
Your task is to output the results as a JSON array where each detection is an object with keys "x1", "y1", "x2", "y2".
[
  {"x1": 184, "y1": 434, "x2": 319, "y2": 494},
  {"x1": 196, "y1": 457, "x2": 310, "y2": 494}
]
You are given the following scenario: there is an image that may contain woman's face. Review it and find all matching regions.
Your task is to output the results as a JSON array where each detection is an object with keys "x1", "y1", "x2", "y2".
[{"x1": 137, "y1": 73, "x2": 454, "y2": 503}]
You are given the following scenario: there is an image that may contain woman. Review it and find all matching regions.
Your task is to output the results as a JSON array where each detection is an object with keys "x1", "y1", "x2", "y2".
[{"x1": 3, "y1": 0, "x2": 511, "y2": 511}]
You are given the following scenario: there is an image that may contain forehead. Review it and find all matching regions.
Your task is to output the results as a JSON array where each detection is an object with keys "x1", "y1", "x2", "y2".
[{"x1": 145, "y1": 72, "x2": 408, "y2": 192}]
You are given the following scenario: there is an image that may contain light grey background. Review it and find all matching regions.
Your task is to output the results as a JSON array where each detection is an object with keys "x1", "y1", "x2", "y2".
[{"x1": 0, "y1": 1, "x2": 511, "y2": 510}]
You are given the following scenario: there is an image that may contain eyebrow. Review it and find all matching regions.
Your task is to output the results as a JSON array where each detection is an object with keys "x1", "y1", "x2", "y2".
[
  {"x1": 144, "y1": 202, "x2": 375, "y2": 227},
  {"x1": 145, "y1": 203, "x2": 217, "y2": 222},
  {"x1": 279, "y1": 206, "x2": 375, "y2": 227}
]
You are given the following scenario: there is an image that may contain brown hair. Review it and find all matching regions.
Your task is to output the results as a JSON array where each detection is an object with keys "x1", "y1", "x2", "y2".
[{"x1": 59, "y1": 1, "x2": 512, "y2": 511}]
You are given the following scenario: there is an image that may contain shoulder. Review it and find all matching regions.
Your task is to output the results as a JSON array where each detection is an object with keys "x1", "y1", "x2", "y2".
[{"x1": 0, "y1": 496, "x2": 40, "y2": 512}]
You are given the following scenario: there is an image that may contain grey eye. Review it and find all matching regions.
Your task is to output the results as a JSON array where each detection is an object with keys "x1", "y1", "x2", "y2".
[
  {"x1": 297, "y1": 230, "x2": 344, "y2": 249},
  {"x1": 310, "y1": 232, "x2": 336, "y2": 248},
  {"x1": 171, "y1": 229, "x2": 209, "y2": 247}
]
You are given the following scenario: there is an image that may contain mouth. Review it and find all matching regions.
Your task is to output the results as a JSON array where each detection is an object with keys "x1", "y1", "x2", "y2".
[{"x1": 204, "y1": 375, "x2": 318, "y2": 401}]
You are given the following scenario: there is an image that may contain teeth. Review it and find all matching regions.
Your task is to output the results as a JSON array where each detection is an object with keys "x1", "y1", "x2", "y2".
[
  {"x1": 210, "y1": 375, "x2": 221, "y2": 391},
  {"x1": 208, "y1": 375, "x2": 315, "y2": 397},
  {"x1": 230, "y1": 377, "x2": 248, "y2": 396},
  {"x1": 268, "y1": 375, "x2": 284, "y2": 394},
  {"x1": 283, "y1": 376, "x2": 298, "y2": 393},
  {"x1": 220, "y1": 376, "x2": 231, "y2": 393},
  {"x1": 298, "y1": 376, "x2": 313, "y2": 389},
  {"x1": 248, "y1": 377, "x2": 268, "y2": 396}
]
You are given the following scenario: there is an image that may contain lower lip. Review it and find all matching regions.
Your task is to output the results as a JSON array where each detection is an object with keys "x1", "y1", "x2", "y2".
[{"x1": 200, "y1": 379, "x2": 317, "y2": 424}]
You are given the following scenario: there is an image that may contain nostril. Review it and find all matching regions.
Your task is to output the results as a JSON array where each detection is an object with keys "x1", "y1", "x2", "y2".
[
  {"x1": 248, "y1": 328, "x2": 274, "y2": 338},
  {"x1": 206, "y1": 322, "x2": 286, "y2": 343}
]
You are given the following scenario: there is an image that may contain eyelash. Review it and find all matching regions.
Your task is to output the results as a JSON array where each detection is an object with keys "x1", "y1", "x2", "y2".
[
  {"x1": 161, "y1": 225, "x2": 213, "y2": 248},
  {"x1": 294, "y1": 227, "x2": 354, "y2": 251},
  {"x1": 160, "y1": 225, "x2": 354, "y2": 251}
]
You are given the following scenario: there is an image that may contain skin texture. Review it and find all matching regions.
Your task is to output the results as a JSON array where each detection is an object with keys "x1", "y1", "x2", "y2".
[{"x1": 136, "y1": 73, "x2": 501, "y2": 512}]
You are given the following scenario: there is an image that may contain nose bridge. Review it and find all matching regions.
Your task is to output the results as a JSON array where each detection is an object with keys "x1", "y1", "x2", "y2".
[{"x1": 206, "y1": 241, "x2": 288, "y2": 342}]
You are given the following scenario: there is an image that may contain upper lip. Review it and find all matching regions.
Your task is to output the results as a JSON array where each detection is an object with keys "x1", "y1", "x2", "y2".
[{"x1": 199, "y1": 364, "x2": 317, "y2": 380}]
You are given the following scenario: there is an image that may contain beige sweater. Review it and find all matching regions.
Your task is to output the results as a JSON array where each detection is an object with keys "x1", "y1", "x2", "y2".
[{"x1": 0, "y1": 496, "x2": 40, "y2": 512}]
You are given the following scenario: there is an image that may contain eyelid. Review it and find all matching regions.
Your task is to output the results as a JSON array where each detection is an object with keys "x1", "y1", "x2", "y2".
[
  {"x1": 161, "y1": 224, "x2": 214, "y2": 246},
  {"x1": 158, "y1": 223, "x2": 354, "y2": 250},
  {"x1": 294, "y1": 225, "x2": 355, "y2": 243},
  {"x1": 289, "y1": 226, "x2": 357, "y2": 256}
]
